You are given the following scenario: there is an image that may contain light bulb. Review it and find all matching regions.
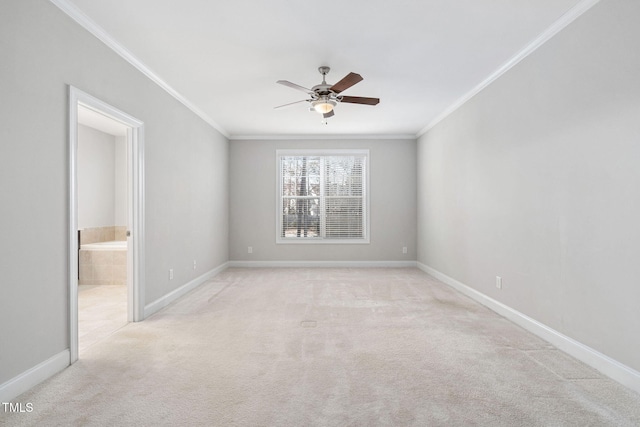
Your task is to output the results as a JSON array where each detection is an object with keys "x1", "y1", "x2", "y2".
[
  {"x1": 312, "y1": 99, "x2": 336, "y2": 114},
  {"x1": 314, "y1": 102, "x2": 333, "y2": 114}
]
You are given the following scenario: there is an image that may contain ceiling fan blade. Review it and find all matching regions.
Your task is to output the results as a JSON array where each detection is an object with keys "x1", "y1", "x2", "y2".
[
  {"x1": 330, "y1": 72, "x2": 363, "y2": 94},
  {"x1": 276, "y1": 80, "x2": 315, "y2": 95},
  {"x1": 323, "y1": 110, "x2": 335, "y2": 119},
  {"x1": 274, "y1": 99, "x2": 310, "y2": 109},
  {"x1": 340, "y1": 96, "x2": 380, "y2": 106}
]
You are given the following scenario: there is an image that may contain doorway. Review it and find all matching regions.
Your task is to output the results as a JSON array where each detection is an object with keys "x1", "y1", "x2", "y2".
[{"x1": 68, "y1": 86, "x2": 145, "y2": 363}]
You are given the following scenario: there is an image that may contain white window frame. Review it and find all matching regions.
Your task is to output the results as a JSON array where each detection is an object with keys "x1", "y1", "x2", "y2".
[{"x1": 276, "y1": 149, "x2": 370, "y2": 244}]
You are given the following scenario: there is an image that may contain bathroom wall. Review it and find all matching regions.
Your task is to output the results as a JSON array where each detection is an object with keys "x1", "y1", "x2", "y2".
[
  {"x1": 77, "y1": 124, "x2": 127, "y2": 233},
  {"x1": 77, "y1": 124, "x2": 118, "y2": 229},
  {"x1": 114, "y1": 135, "x2": 127, "y2": 227}
]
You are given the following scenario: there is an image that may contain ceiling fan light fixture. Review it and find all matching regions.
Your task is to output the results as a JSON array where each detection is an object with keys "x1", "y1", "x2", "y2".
[
  {"x1": 312, "y1": 100, "x2": 336, "y2": 114},
  {"x1": 276, "y1": 67, "x2": 379, "y2": 120}
]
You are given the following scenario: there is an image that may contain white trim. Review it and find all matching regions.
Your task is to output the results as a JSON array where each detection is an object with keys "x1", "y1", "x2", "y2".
[
  {"x1": 277, "y1": 148, "x2": 371, "y2": 156},
  {"x1": 274, "y1": 239, "x2": 372, "y2": 245},
  {"x1": 69, "y1": 86, "x2": 145, "y2": 364},
  {"x1": 129, "y1": 125, "x2": 146, "y2": 322},
  {"x1": 416, "y1": 0, "x2": 601, "y2": 137},
  {"x1": 68, "y1": 92, "x2": 79, "y2": 363},
  {"x1": 0, "y1": 350, "x2": 69, "y2": 402},
  {"x1": 50, "y1": 0, "x2": 600, "y2": 142},
  {"x1": 231, "y1": 134, "x2": 416, "y2": 141},
  {"x1": 417, "y1": 262, "x2": 640, "y2": 394},
  {"x1": 229, "y1": 260, "x2": 417, "y2": 268},
  {"x1": 50, "y1": 0, "x2": 229, "y2": 139},
  {"x1": 144, "y1": 263, "x2": 229, "y2": 318}
]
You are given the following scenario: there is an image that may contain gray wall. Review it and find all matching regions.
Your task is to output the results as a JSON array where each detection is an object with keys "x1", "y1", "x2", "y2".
[
  {"x1": 0, "y1": 0, "x2": 229, "y2": 384},
  {"x1": 230, "y1": 139, "x2": 416, "y2": 262},
  {"x1": 417, "y1": 0, "x2": 640, "y2": 372},
  {"x1": 77, "y1": 124, "x2": 123, "y2": 229}
]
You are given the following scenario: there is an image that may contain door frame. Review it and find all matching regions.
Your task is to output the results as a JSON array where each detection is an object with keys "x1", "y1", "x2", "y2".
[{"x1": 68, "y1": 86, "x2": 145, "y2": 363}]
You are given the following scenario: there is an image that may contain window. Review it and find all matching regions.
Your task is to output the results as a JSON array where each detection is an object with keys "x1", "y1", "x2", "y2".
[{"x1": 277, "y1": 149, "x2": 369, "y2": 243}]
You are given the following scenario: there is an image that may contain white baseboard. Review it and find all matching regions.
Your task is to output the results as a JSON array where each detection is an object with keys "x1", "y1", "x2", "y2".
[
  {"x1": 0, "y1": 350, "x2": 70, "y2": 402},
  {"x1": 228, "y1": 260, "x2": 417, "y2": 268},
  {"x1": 417, "y1": 262, "x2": 640, "y2": 394},
  {"x1": 144, "y1": 262, "x2": 229, "y2": 318}
]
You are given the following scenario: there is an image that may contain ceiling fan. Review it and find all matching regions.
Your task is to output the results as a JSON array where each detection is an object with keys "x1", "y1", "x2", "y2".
[{"x1": 275, "y1": 66, "x2": 380, "y2": 121}]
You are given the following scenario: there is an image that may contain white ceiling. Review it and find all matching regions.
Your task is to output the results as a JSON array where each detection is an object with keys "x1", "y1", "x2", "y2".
[{"x1": 61, "y1": 0, "x2": 587, "y2": 138}]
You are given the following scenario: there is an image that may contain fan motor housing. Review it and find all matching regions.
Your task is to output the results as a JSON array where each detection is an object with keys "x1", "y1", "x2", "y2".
[{"x1": 311, "y1": 83, "x2": 332, "y2": 95}]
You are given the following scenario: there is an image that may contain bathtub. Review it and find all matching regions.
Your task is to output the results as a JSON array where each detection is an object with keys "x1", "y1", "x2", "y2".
[
  {"x1": 81, "y1": 240, "x2": 127, "y2": 251},
  {"x1": 79, "y1": 240, "x2": 127, "y2": 285}
]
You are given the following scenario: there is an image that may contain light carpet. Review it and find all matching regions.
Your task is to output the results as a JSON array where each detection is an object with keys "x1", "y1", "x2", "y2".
[{"x1": 2, "y1": 268, "x2": 640, "y2": 426}]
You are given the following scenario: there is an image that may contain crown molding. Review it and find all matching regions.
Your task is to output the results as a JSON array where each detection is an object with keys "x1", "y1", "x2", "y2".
[
  {"x1": 229, "y1": 133, "x2": 416, "y2": 141},
  {"x1": 50, "y1": 0, "x2": 230, "y2": 139},
  {"x1": 416, "y1": 0, "x2": 601, "y2": 138},
  {"x1": 50, "y1": 0, "x2": 600, "y2": 142}
]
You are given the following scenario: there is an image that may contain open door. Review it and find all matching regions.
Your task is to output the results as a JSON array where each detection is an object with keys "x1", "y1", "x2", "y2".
[{"x1": 68, "y1": 86, "x2": 145, "y2": 363}]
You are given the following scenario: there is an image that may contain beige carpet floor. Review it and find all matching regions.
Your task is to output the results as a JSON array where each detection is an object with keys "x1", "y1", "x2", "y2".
[{"x1": 3, "y1": 268, "x2": 640, "y2": 426}]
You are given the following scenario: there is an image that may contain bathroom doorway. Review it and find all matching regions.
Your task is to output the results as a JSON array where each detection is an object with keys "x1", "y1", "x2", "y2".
[{"x1": 69, "y1": 86, "x2": 145, "y2": 363}]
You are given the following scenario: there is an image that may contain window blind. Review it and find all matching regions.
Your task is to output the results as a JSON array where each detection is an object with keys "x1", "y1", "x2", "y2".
[{"x1": 278, "y1": 151, "x2": 367, "y2": 242}]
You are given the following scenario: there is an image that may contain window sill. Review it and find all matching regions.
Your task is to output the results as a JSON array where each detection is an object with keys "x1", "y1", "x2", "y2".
[{"x1": 276, "y1": 238, "x2": 370, "y2": 245}]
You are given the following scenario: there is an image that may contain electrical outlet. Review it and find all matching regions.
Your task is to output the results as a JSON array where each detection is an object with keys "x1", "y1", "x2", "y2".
[
  {"x1": 248, "y1": 246, "x2": 253, "y2": 254},
  {"x1": 193, "y1": 260, "x2": 197, "y2": 270},
  {"x1": 402, "y1": 246, "x2": 408, "y2": 254},
  {"x1": 169, "y1": 269, "x2": 174, "y2": 280},
  {"x1": 496, "y1": 276, "x2": 502, "y2": 289}
]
